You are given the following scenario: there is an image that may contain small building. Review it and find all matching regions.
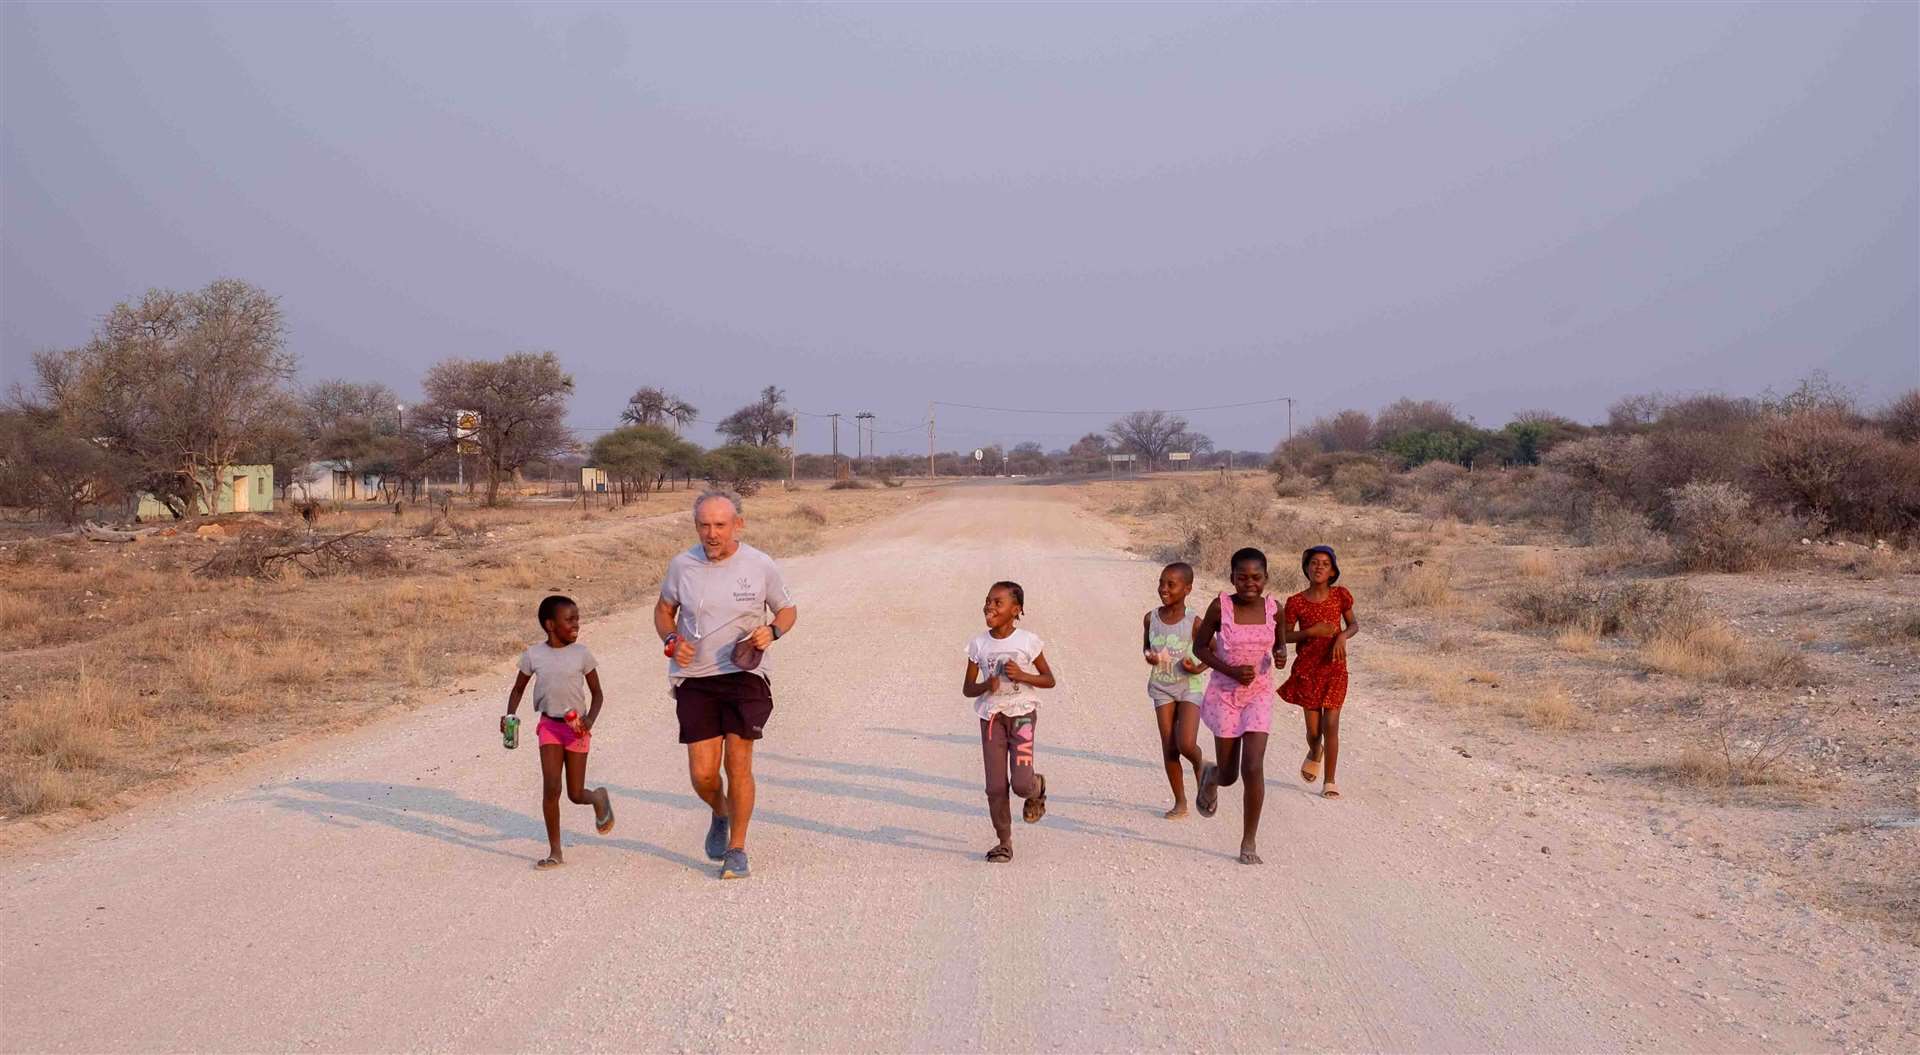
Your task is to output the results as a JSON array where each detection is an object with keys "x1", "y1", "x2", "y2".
[
  {"x1": 289, "y1": 460, "x2": 384, "y2": 502},
  {"x1": 581, "y1": 466, "x2": 608, "y2": 493},
  {"x1": 136, "y1": 465, "x2": 275, "y2": 520}
]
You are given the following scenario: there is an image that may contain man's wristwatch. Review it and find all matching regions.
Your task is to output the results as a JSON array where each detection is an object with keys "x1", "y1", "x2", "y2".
[
  {"x1": 771, "y1": 625, "x2": 784, "y2": 642},
  {"x1": 662, "y1": 632, "x2": 680, "y2": 658}
]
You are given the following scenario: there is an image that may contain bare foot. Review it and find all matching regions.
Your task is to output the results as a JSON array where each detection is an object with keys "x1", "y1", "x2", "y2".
[
  {"x1": 1164, "y1": 802, "x2": 1189, "y2": 819},
  {"x1": 1238, "y1": 848, "x2": 1263, "y2": 865}
]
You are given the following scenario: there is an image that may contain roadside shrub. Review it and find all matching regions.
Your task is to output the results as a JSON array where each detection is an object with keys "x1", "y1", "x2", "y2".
[
  {"x1": 1751, "y1": 410, "x2": 1920, "y2": 539},
  {"x1": 1270, "y1": 466, "x2": 1310, "y2": 498},
  {"x1": 827, "y1": 479, "x2": 872, "y2": 491},
  {"x1": 1666, "y1": 482, "x2": 1796, "y2": 572},
  {"x1": 1157, "y1": 482, "x2": 1299, "y2": 572},
  {"x1": 1402, "y1": 461, "x2": 1468, "y2": 494},
  {"x1": 793, "y1": 502, "x2": 828, "y2": 525},
  {"x1": 1876, "y1": 389, "x2": 1920, "y2": 443},
  {"x1": 1329, "y1": 462, "x2": 1393, "y2": 505},
  {"x1": 1574, "y1": 500, "x2": 1672, "y2": 571},
  {"x1": 702, "y1": 445, "x2": 784, "y2": 497},
  {"x1": 1508, "y1": 577, "x2": 1701, "y2": 639},
  {"x1": 1302, "y1": 451, "x2": 1382, "y2": 485}
]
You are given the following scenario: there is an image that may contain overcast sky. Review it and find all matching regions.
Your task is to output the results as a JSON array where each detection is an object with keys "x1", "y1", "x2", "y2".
[{"x1": 3, "y1": 2, "x2": 1915, "y2": 454}]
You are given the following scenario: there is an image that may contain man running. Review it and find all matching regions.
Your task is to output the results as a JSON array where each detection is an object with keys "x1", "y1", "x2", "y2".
[{"x1": 655, "y1": 490, "x2": 798, "y2": 879}]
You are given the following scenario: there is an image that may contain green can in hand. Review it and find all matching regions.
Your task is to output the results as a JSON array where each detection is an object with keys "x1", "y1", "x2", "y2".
[{"x1": 502, "y1": 715, "x2": 520, "y2": 750}]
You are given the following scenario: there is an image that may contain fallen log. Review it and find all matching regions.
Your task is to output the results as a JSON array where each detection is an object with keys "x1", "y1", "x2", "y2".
[{"x1": 76, "y1": 520, "x2": 161, "y2": 543}]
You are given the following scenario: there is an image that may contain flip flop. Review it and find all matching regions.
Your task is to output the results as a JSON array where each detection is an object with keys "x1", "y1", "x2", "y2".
[
  {"x1": 1196, "y1": 762, "x2": 1219, "y2": 817},
  {"x1": 1022, "y1": 774, "x2": 1047, "y2": 823},
  {"x1": 1164, "y1": 803, "x2": 1189, "y2": 819},
  {"x1": 594, "y1": 790, "x2": 615, "y2": 834},
  {"x1": 1238, "y1": 850, "x2": 1264, "y2": 865},
  {"x1": 1301, "y1": 752, "x2": 1322, "y2": 784},
  {"x1": 535, "y1": 856, "x2": 563, "y2": 870},
  {"x1": 1322, "y1": 783, "x2": 1342, "y2": 800},
  {"x1": 984, "y1": 844, "x2": 1012, "y2": 863}
]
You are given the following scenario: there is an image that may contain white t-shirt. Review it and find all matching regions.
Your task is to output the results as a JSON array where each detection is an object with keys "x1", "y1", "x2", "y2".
[
  {"x1": 660, "y1": 542, "x2": 795, "y2": 685},
  {"x1": 965, "y1": 628, "x2": 1046, "y2": 720},
  {"x1": 517, "y1": 642, "x2": 598, "y2": 718}
]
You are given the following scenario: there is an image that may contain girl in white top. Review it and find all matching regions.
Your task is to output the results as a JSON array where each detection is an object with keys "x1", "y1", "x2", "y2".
[{"x1": 962, "y1": 581, "x2": 1057, "y2": 863}]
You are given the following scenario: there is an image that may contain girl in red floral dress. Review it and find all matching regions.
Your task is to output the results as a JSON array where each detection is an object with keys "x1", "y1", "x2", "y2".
[{"x1": 1278, "y1": 546, "x2": 1361, "y2": 799}]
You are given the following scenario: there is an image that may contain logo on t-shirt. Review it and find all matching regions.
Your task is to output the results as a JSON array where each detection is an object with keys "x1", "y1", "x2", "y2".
[{"x1": 732, "y1": 575, "x2": 759, "y2": 604}]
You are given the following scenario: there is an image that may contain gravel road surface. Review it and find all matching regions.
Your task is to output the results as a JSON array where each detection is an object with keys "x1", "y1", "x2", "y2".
[{"x1": 4, "y1": 486, "x2": 1912, "y2": 1052}]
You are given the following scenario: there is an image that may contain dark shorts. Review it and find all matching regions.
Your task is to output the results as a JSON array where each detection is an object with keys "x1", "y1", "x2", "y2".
[{"x1": 675, "y1": 672, "x2": 774, "y2": 744}]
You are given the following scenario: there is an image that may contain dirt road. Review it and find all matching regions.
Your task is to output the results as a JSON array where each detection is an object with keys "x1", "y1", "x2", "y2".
[{"x1": 3, "y1": 486, "x2": 1913, "y2": 1052}]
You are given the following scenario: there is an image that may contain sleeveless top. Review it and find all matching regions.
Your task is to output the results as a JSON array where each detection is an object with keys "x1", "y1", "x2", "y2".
[
  {"x1": 1202, "y1": 591, "x2": 1278, "y2": 710},
  {"x1": 1147, "y1": 608, "x2": 1206, "y2": 696}
]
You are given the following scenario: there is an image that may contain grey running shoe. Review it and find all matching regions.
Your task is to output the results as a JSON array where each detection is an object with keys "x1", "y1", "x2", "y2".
[
  {"x1": 719, "y1": 848, "x2": 750, "y2": 880},
  {"x1": 704, "y1": 814, "x2": 729, "y2": 861}
]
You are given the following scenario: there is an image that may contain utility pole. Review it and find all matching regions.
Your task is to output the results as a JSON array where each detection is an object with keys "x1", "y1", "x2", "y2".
[
  {"x1": 787, "y1": 421, "x2": 796, "y2": 490},
  {"x1": 855, "y1": 411, "x2": 875, "y2": 471},
  {"x1": 830, "y1": 413, "x2": 842, "y2": 475},
  {"x1": 927, "y1": 402, "x2": 936, "y2": 479},
  {"x1": 1285, "y1": 397, "x2": 1295, "y2": 442}
]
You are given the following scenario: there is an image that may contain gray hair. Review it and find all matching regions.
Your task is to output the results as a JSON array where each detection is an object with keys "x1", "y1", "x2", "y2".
[{"x1": 692, "y1": 489, "x2": 743, "y2": 521}]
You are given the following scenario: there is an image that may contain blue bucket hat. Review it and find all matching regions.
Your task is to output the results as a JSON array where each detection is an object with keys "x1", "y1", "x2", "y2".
[{"x1": 1301, "y1": 545, "x2": 1340, "y2": 584}]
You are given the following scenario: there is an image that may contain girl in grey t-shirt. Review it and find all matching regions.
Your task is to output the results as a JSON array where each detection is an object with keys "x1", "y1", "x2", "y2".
[{"x1": 503, "y1": 594, "x2": 614, "y2": 869}]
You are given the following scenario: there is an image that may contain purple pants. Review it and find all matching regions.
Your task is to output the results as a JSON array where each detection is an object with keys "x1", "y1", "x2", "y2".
[{"x1": 980, "y1": 712, "x2": 1039, "y2": 842}]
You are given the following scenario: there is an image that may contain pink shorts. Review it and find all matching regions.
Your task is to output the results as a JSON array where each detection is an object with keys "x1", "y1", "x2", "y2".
[{"x1": 537, "y1": 715, "x2": 591, "y2": 753}]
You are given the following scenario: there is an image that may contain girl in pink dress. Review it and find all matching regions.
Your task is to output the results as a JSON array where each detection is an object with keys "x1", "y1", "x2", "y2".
[{"x1": 1192, "y1": 547, "x2": 1279, "y2": 865}]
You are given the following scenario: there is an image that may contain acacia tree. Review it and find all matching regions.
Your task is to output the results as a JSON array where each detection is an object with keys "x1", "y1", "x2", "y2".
[
  {"x1": 620, "y1": 387, "x2": 699, "y2": 433},
  {"x1": 304, "y1": 380, "x2": 402, "y2": 462},
  {"x1": 1306, "y1": 410, "x2": 1372, "y2": 453},
  {"x1": 0, "y1": 406, "x2": 131, "y2": 523},
  {"x1": 1107, "y1": 410, "x2": 1205, "y2": 465},
  {"x1": 717, "y1": 386, "x2": 795, "y2": 447},
  {"x1": 37, "y1": 280, "x2": 296, "y2": 517},
  {"x1": 414, "y1": 351, "x2": 575, "y2": 505}
]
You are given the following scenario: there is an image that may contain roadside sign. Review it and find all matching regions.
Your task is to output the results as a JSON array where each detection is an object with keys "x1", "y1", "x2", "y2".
[
  {"x1": 1168, "y1": 452, "x2": 1192, "y2": 462},
  {"x1": 1107, "y1": 454, "x2": 1136, "y2": 463},
  {"x1": 973, "y1": 449, "x2": 984, "y2": 461},
  {"x1": 455, "y1": 410, "x2": 481, "y2": 455}
]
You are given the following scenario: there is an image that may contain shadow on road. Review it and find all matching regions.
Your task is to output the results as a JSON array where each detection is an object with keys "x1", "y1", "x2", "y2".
[
  {"x1": 252, "y1": 780, "x2": 711, "y2": 872},
  {"x1": 873, "y1": 725, "x2": 1158, "y2": 771},
  {"x1": 757, "y1": 748, "x2": 1241, "y2": 862},
  {"x1": 599, "y1": 783, "x2": 975, "y2": 858}
]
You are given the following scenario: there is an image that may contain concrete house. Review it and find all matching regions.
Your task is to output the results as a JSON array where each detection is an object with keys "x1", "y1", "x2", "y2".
[
  {"x1": 289, "y1": 460, "x2": 385, "y2": 502},
  {"x1": 136, "y1": 465, "x2": 275, "y2": 520}
]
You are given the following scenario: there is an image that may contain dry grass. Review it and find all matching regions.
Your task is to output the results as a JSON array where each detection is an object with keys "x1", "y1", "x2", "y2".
[
  {"x1": 1850, "y1": 609, "x2": 1920, "y2": 648},
  {"x1": 1655, "y1": 708, "x2": 1809, "y2": 789},
  {"x1": 1552, "y1": 626, "x2": 1598, "y2": 653},
  {"x1": 1515, "y1": 551, "x2": 1558, "y2": 578},
  {"x1": 0, "y1": 483, "x2": 923, "y2": 822},
  {"x1": 1508, "y1": 682, "x2": 1584, "y2": 730},
  {"x1": 1641, "y1": 624, "x2": 1814, "y2": 688},
  {"x1": 1382, "y1": 561, "x2": 1453, "y2": 608}
]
